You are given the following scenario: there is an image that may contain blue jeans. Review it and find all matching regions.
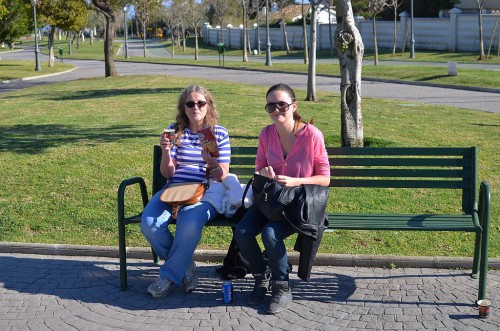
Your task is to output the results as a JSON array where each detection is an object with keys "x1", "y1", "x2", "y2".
[
  {"x1": 141, "y1": 189, "x2": 218, "y2": 285},
  {"x1": 234, "y1": 207, "x2": 295, "y2": 281}
]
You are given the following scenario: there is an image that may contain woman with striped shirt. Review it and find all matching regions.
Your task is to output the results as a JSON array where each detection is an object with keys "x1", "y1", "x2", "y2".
[{"x1": 141, "y1": 85, "x2": 231, "y2": 298}]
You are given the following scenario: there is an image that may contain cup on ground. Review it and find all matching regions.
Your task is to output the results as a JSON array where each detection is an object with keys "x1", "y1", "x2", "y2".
[{"x1": 477, "y1": 299, "x2": 491, "y2": 318}]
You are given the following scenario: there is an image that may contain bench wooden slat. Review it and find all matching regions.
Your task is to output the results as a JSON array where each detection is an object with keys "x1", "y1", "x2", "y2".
[
  {"x1": 326, "y1": 147, "x2": 474, "y2": 156},
  {"x1": 329, "y1": 213, "x2": 477, "y2": 232},
  {"x1": 331, "y1": 168, "x2": 468, "y2": 178},
  {"x1": 330, "y1": 179, "x2": 469, "y2": 189},
  {"x1": 330, "y1": 157, "x2": 470, "y2": 167}
]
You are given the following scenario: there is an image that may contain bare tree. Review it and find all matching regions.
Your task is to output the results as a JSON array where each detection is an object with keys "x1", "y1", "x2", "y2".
[
  {"x1": 305, "y1": 0, "x2": 320, "y2": 101},
  {"x1": 369, "y1": 0, "x2": 387, "y2": 65},
  {"x1": 301, "y1": 0, "x2": 309, "y2": 64},
  {"x1": 135, "y1": 0, "x2": 161, "y2": 58},
  {"x1": 209, "y1": 0, "x2": 232, "y2": 44},
  {"x1": 277, "y1": 0, "x2": 291, "y2": 54},
  {"x1": 163, "y1": 1, "x2": 182, "y2": 59},
  {"x1": 389, "y1": 0, "x2": 402, "y2": 57},
  {"x1": 87, "y1": 0, "x2": 129, "y2": 77},
  {"x1": 335, "y1": 0, "x2": 364, "y2": 147},
  {"x1": 185, "y1": 0, "x2": 206, "y2": 60},
  {"x1": 475, "y1": 0, "x2": 487, "y2": 60},
  {"x1": 239, "y1": 0, "x2": 250, "y2": 62}
]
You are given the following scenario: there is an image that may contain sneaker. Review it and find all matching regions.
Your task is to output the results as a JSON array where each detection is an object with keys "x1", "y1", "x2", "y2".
[
  {"x1": 182, "y1": 261, "x2": 198, "y2": 293},
  {"x1": 267, "y1": 280, "x2": 292, "y2": 314},
  {"x1": 148, "y1": 276, "x2": 175, "y2": 298},
  {"x1": 247, "y1": 269, "x2": 271, "y2": 306}
]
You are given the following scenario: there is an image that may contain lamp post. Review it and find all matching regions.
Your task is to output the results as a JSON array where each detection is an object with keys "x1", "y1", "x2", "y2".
[
  {"x1": 123, "y1": 6, "x2": 129, "y2": 59},
  {"x1": 410, "y1": 0, "x2": 415, "y2": 59},
  {"x1": 255, "y1": 0, "x2": 261, "y2": 55},
  {"x1": 31, "y1": 0, "x2": 41, "y2": 71},
  {"x1": 265, "y1": 0, "x2": 272, "y2": 66}
]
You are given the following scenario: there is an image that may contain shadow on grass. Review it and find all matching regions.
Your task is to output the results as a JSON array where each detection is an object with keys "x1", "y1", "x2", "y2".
[
  {"x1": 416, "y1": 75, "x2": 450, "y2": 81},
  {"x1": 51, "y1": 87, "x2": 180, "y2": 101},
  {"x1": 0, "y1": 124, "x2": 154, "y2": 154}
]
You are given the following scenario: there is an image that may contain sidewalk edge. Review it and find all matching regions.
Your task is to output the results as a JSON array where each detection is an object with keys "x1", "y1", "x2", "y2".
[{"x1": 1, "y1": 242, "x2": 498, "y2": 269}]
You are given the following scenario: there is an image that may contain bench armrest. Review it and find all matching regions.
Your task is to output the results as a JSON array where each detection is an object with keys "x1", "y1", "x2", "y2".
[
  {"x1": 117, "y1": 176, "x2": 149, "y2": 290},
  {"x1": 117, "y1": 176, "x2": 149, "y2": 225},
  {"x1": 478, "y1": 180, "x2": 491, "y2": 230}
]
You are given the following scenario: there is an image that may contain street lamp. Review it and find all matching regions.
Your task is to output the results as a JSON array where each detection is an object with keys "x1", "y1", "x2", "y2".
[
  {"x1": 255, "y1": 0, "x2": 261, "y2": 55},
  {"x1": 31, "y1": 0, "x2": 41, "y2": 71},
  {"x1": 123, "y1": 6, "x2": 129, "y2": 59},
  {"x1": 410, "y1": 0, "x2": 415, "y2": 59},
  {"x1": 265, "y1": 0, "x2": 272, "y2": 66}
]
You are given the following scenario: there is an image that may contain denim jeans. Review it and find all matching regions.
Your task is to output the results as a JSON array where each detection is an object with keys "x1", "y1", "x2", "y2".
[
  {"x1": 141, "y1": 189, "x2": 218, "y2": 285},
  {"x1": 234, "y1": 206, "x2": 295, "y2": 281}
]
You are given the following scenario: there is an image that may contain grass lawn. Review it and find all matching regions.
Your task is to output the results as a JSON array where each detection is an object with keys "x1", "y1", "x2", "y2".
[{"x1": 0, "y1": 75, "x2": 498, "y2": 259}]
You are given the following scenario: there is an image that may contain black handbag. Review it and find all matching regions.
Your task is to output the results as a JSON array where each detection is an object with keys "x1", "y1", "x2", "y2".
[{"x1": 243, "y1": 173, "x2": 286, "y2": 221}]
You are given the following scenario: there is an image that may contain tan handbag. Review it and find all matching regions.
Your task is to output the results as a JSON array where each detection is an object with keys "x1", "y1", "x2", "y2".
[
  {"x1": 160, "y1": 182, "x2": 207, "y2": 219},
  {"x1": 159, "y1": 170, "x2": 210, "y2": 219}
]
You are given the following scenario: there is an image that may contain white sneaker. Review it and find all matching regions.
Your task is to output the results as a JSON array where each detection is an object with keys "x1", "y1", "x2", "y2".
[
  {"x1": 148, "y1": 276, "x2": 175, "y2": 298},
  {"x1": 182, "y1": 261, "x2": 198, "y2": 293}
]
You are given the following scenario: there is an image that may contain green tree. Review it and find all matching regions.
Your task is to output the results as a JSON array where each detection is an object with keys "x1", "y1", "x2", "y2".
[
  {"x1": 0, "y1": 0, "x2": 31, "y2": 47},
  {"x1": 39, "y1": 0, "x2": 88, "y2": 67}
]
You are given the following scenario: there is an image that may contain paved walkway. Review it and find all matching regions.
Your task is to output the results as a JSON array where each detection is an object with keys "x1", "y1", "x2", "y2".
[
  {"x1": 1, "y1": 41, "x2": 499, "y2": 113},
  {"x1": 1, "y1": 252, "x2": 499, "y2": 331}
]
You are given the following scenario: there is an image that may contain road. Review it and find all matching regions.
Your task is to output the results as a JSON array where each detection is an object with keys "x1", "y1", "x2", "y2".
[{"x1": 1, "y1": 41, "x2": 499, "y2": 114}]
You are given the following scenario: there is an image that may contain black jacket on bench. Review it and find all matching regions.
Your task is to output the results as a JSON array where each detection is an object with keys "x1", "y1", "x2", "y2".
[{"x1": 279, "y1": 184, "x2": 329, "y2": 281}]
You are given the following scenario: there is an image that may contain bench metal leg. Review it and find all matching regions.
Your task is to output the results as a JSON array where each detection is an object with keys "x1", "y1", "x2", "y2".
[
  {"x1": 471, "y1": 231, "x2": 481, "y2": 279},
  {"x1": 118, "y1": 219, "x2": 128, "y2": 290},
  {"x1": 477, "y1": 181, "x2": 491, "y2": 301}
]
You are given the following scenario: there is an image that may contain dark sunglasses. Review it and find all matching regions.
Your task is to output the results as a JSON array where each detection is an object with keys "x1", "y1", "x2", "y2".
[
  {"x1": 265, "y1": 101, "x2": 293, "y2": 113},
  {"x1": 185, "y1": 101, "x2": 207, "y2": 108}
]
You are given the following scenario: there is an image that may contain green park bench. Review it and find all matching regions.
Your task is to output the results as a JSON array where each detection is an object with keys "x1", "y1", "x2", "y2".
[{"x1": 117, "y1": 145, "x2": 491, "y2": 302}]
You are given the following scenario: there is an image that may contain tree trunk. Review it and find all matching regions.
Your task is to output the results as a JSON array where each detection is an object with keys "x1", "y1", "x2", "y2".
[
  {"x1": 392, "y1": 4, "x2": 398, "y2": 56},
  {"x1": 48, "y1": 26, "x2": 56, "y2": 68},
  {"x1": 194, "y1": 23, "x2": 199, "y2": 60},
  {"x1": 335, "y1": 0, "x2": 364, "y2": 147},
  {"x1": 282, "y1": 19, "x2": 291, "y2": 54},
  {"x1": 243, "y1": 5, "x2": 248, "y2": 62},
  {"x1": 104, "y1": 15, "x2": 118, "y2": 77},
  {"x1": 302, "y1": 0, "x2": 309, "y2": 64},
  {"x1": 306, "y1": 3, "x2": 318, "y2": 101},
  {"x1": 372, "y1": 15, "x2": 378, "y2": 65},
  {"x1": 478, "y1": 5, "x2": 485, "y2": 60}
]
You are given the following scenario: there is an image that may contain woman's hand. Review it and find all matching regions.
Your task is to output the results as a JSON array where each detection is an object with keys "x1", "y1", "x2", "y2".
[
  {"x1": 258, "y1": 166, "x2": 276, "y2": 179},
  {"x1": 201, "y1": 149, "x2": 218, "y2": 168},
  {"x1": 273, "y1": 175, "x2": 300, "y2": 187},
  {"x1": 160, "y1": 131, "x2": 174, "y2": 152}
]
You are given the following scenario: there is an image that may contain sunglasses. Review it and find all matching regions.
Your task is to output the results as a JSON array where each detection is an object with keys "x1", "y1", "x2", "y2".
[
  {"x1": 265, "y1": 101, "x2": 293, "y2": 113},
  {"x1": 185, "y1": 101, "x2": 207, "y2": 108}
]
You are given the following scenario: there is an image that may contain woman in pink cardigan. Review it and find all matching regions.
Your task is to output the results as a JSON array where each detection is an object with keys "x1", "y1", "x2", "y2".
[{"x1": 234, "y1": 83, "x2": 330, "y2": 314}]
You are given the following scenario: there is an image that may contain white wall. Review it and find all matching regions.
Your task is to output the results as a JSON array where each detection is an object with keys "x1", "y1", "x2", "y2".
[{"x1": 203, "y1": 11, "x2": 500, "y2": 53}]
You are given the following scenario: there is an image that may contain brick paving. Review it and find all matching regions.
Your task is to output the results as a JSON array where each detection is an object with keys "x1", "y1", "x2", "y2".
[{"x1": 1, "y1": 252, "x2": 499, "y2": 330}]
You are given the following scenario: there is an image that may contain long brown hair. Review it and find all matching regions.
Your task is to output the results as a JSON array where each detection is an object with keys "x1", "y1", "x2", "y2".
[{"x1": 173, "y1": 85, "x2": 218, "y2": 144}]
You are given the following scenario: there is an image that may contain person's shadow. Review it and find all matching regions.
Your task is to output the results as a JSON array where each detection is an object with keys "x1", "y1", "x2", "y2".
[{"x1": 0, "y1": 255, "x2": 353, "y2": 311}]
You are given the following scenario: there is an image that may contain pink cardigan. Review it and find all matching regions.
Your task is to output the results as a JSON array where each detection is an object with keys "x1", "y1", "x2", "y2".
[{"x1": 256, "y1": 123, "x2": 330, "y2": 178}]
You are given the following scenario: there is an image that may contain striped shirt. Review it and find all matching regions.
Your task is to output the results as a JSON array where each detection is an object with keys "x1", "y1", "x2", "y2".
[{"x1": 169, "y1": 125, "x2": 231, "y2": 183}]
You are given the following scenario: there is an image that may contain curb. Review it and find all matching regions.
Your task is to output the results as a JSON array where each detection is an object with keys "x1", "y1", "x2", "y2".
[
  {"x1": 1, "y1": 67, "x2": 77, "y2": 84},
  {"x1": 1, "y1": 242, "x2": 499, "y2": 270}
]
